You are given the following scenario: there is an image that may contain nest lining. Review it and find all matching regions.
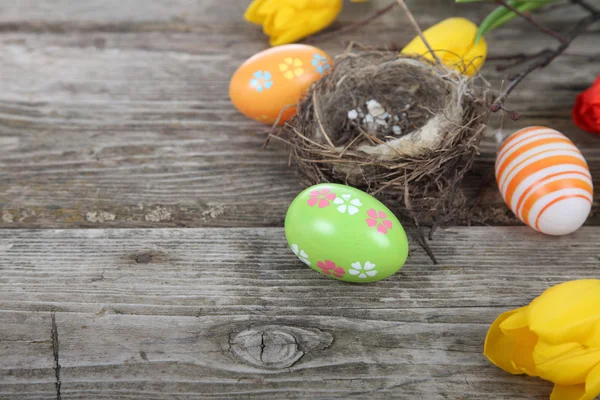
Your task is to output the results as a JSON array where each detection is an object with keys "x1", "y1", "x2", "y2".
[{"x1": 277, "y1": 51, "x2": 489, "y2": 226}]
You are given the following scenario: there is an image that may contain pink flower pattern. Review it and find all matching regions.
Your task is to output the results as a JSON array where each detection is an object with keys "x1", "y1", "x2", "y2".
[
  {"x1": 307, "y1": 188, "x2": 336, "y2": 208},
  {"x1": 317, "y1": 260, "x2": 345, "y2": 279},
  {"x1": 366, "y1": 208, "x2": 393, "y2": 234}
]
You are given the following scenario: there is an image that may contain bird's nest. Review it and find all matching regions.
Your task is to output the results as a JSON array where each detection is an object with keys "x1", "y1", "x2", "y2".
[{"x1": 272, "y1": 50, "x2": 490, "y2": 229}]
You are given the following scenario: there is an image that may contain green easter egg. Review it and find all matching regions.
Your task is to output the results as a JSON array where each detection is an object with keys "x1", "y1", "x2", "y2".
[{"x1": 285, "y1": 183, "x2": 409, "y2": 283}]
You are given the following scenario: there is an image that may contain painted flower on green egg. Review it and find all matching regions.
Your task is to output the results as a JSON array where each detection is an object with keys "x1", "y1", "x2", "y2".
[
  {"x1": 366, "y1": 208, "x2": 393, "y2": 234},
  {"x1": 290, "y1": 244, "x2": 310, "y2": 265},
  {"x1": 307, "y1": 188, "x2": 335, "y2": 208},
  {"x1": 333, "y1": 193, "x2": 362, "y2": 215},
  {"x1": 317, "y1": 260, "x2": 345, "y2": 279},
  {"x1": 349, "y1": 261, "x2": 377, "y2": 279}
]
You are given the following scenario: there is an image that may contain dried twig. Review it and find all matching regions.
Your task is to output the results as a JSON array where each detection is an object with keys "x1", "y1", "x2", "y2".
[
  {"x1": 491, "y1": 3, "x2": 600, "y2": 110},
  {"x1": 404, "y1": 171, "x2": 438, "y2": 265},
  {"x1": 571, "y1": 0, "x2": 600, "y2": 14},
  {"x1": 395, "y1": 0, "x2": 442, "y2": 66},
  {"x1": 488, "y1": 49, "x2": 552, "y2": 71},
  {"x1": 495, "y1": 0, "x2": 568, "y2": 44},
  {"x1": 312, "y1": 95, "x2": 335, "y2": 148},
  {"x1": 488, "y1": 51, "x2": 600, "y2": 72},
  {"x1": 306, "y1": 1, "x2": 398, "y2": 44}
]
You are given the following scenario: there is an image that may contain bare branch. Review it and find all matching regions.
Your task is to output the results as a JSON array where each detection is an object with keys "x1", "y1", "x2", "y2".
[
  {"x1": 495, "y1": 0, "x2": 568, "y2": 44},
  {"x1": 571, "y1": 0, "x2": 600, "y2": 14},
  {"x1": 306, "y1": 1, "x2": 397, "y2": 44},
  {"x1": 395, "y1": 0, "x2": 443, "y2": 66},
  {"x1": 492, "y1": 8, "x2": 600, "y2": 111}
]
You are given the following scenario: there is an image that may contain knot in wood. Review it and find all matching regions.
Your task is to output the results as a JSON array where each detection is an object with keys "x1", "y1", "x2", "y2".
[
  {"x1": 135, "y1": 253, "x2": 153, "y2": 264},
  {"x1": 229, "y1": 325, "x2": 332, "y2": 370},
  {"x1": 130, "y1": 251, "x2": 167, "y2": 264}
]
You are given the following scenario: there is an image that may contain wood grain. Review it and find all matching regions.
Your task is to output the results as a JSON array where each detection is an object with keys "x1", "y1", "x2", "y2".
[
  {"x1": 2, "y1": 1, "x2": 600, "y2": 399},
  {"x1": 0, "y1": 312, "x2": 56, "y2": 400},
  {"x1": 1, "y1": 227, "x2": 599, "y2": 398},
  {"x1": 0, "y1": 0, "x2": 599, "y2": 228}
]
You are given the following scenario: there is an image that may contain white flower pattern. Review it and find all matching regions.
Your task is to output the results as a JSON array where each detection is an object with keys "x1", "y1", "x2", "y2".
[
  {"x1": 349, "y1": 261, "x2": 377, "y2": 279},
  {"x1": 333, "y1": 194, "x2": 362, "y2": 215},
  {"x1": 291, "y1": 244, "x2": 310, "y2": 266}
]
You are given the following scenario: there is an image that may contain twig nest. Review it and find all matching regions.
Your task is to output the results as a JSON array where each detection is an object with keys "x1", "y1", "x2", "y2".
[{"x1": 280, "y1": 51, "x2": 489, "y2": 225}]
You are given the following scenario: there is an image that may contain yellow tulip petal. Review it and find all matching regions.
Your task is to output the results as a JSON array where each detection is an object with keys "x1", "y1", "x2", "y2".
[
  {"x1": 261, "y1": 4, "x2": 296, "y2": 37},
  {"x1": 262, "y1": 4, "x2": 300, "y2": 37},
  {"x1": 269, "y1": 4, "x2": 341, "y2": 46},
  {"x1": 402, "y1": 17, "x2": 478, "y2": 57},
  {"x1": 244, "y1": 0, "x2": 272, "y2": 25},
  {"x1": 550, "y1": 363, "x2": 600, "y2": 400},
  {"x1": 577, "y1": 362, "x2": 600, "y2": 400},
  {"x1": 401, "y1": 17, "x2": 486, "y2": 76},
  {"x1": 269, "y1": 27, "x2": 308, "y2": 47},
  {"x1": 551, "y1": 383, "x2": 586, "y2": 400},
  {"x1": 533, "y1": 340, "x2": 600, "y2": 385},
  {"x1": 270, "y1": 6, "x2": 297, "y2": 35},
  {"x1": 485, "y1": 308, "x2": 522, "y2": 374},
  {"x1": 509, "y1": 327, "x2": 538, "y2": 376},
  {"x1": 245, "y1": 0, "x2": 344, "y2": 47},
  {"x1": 584, "y1": 362, "x2": 600, "y2": 400},
  {"x1": 493, "y1": 306, "x2": 538, "y2": 375},
  {"x1": 485, "y1": 307, "x2": 534, "y2": 375},
  {"x1": 261, "y1": 6, "x2": 278, "y2": 36},
  {"x1": 528, "y1": 280, "x2": 600, "y2": 347},
  {"x1": 306, "y1": 0, "x2": 340, "y2": 8},
  {"x1": 499, "y1": 305, "x2": 529, "y2": 331},
  {"x1": 302, "y1": 3, "x2": 342, "y2": 32},
  {"x1": 460, "y1": 36, "x2": 487, "y2": 76}
]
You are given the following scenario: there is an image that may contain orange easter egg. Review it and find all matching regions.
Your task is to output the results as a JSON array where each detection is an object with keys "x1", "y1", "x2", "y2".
[
  {"x1": 229, "y1": 44, "x2": 332, "y2": 125},
  {"x1": 495, "y1": 126, "x2": 593, "y2": 235}
]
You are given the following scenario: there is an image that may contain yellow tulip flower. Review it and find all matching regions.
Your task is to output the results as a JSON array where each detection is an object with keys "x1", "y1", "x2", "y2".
[
  {"x1": 401, "y1": 17, "x2": 487, "y2": 77},
  {"x1": 484, "y1": 280, "x2": 600, "y2": 400},
  {"x1": 245, "y1": 0, "x2": 368, "y2": 47}
]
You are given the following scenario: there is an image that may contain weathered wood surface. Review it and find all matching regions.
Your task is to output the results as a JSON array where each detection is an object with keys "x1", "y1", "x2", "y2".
[
  {"x1": 1, "y1": 227, "x2": 599, "y2": 399},
  {"x1": 0, "y1": 0, "x2": 599, "y2": 228},
  {"x1": 1, "y1": 1, "x2": 599, "y2": 399}
]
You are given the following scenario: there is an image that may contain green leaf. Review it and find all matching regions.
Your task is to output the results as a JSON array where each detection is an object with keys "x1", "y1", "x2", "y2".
[{"x1": 474, "y1": 0, "x2": 525, "y2": 44}]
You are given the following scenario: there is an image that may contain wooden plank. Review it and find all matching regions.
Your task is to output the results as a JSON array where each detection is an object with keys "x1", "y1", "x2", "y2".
[
  {"x1": 2, "y1": 310, "x2": 551, "y2": 400},
  {"x1": 0, "y1": 0, "x2": 599, "y2": 228},
  {"x1": 0, "y1": 312, "x2": 56, "y2": 399},
  {"x1": 0, "y1": 0, "x2": 248, "y2": 29},
  {"x1": 1, "y1": 227, "x2": 599, "y2": 315},
  {"x1": 1, "y1": 227, "x2": 599, "y2": 398}
]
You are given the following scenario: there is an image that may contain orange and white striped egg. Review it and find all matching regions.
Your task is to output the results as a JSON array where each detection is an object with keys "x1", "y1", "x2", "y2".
[{"x1": 495, "y1": 126, "x2": 593, "y2": 236}]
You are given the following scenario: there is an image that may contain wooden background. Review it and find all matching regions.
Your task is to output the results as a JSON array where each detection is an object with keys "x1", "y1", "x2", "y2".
[{"x1": 0, "y1": 0, "x2": 599, "y2": 399}]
